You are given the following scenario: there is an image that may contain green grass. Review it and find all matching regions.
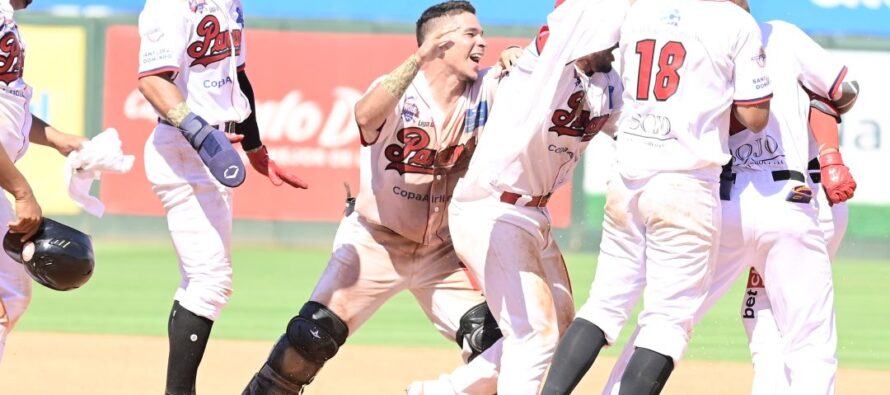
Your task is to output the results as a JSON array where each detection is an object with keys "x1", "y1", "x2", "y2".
[{"x1": 16, "y1": 243, "x2": 890, "y2": 370}]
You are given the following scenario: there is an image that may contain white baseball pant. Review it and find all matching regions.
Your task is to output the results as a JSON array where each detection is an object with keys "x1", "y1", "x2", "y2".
[
  {"x1": 603, "y1": 171, "x2": 838, "y2": 395},
  {"x1": 576, "y1": 170, "x2": 721, "y2": 364},
  {"x1": 144, "y1": 123, "x2": 234, "y2": 321},
  {"x1": 449, "y1": 189, "x2": 575, "y2": 395}
]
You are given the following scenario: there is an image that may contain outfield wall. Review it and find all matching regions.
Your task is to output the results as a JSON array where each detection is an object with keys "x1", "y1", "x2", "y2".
[{"x1": 10, "y1": 14, "x2": 890, "y2": 258}]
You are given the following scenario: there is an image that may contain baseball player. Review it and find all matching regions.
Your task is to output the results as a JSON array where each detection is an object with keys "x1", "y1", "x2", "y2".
[
  {"x1": 542, "y1": 0, "x2": 773, "y2": 393},
  {"x1": 596, "y1": 5, "x2": 860, "y2": 395},
  {"x1": 242, "y1": 2, "x2": 515, "y2": 394},
  {"x1": 136, "y1": 1, "x2": 306, "y2": 393},
  {"x1": 446, "y1": 0, "x2": 629, "y2": 393},
  {"x1": 0, "y1": 0, "x2": 88, "y2": 364}
]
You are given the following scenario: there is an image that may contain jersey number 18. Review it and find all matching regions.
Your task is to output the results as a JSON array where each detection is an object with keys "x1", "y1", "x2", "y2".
[{"x1": 634, "y1": 40, "x2": 687, "y2": 102}]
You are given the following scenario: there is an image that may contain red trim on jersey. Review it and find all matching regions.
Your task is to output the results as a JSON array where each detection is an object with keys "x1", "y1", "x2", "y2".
[
  {"x1": 458, "y1": 261, "x2": 482, "y2": 291},
  {"x1": 829, "y1": 66, "x2": 848, "y2": 101},
  {"x1": 358, "y1": 118, "x2": 386, "y2": 147},
  {"x1": 138, "y1": 66, "x2": 179, "y2": 79},
  {"x1": 734, "y1": 93, "x2": 773, "y2": 106}
]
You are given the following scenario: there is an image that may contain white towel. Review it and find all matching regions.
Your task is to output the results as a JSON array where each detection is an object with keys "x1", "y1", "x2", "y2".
[{"x1": 64, "y1": 128, "x2": 135, "y2": 217}]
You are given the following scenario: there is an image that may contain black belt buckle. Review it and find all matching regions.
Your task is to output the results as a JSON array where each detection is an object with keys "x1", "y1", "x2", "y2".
[{"x1": 786, "y1": 185, "x2": 813, "y2": 204}]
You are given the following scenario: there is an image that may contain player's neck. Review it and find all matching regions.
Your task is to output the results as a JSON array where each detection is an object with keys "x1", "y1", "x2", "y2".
[{"x1": 422, "y1": 65, "x2": 468, "y2": 111}]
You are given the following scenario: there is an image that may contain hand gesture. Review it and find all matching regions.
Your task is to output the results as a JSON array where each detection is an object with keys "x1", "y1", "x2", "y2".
[
  {"x1": 416, "y1": 24, "x2": 460, "y2": 65},
  {"x1": 496, "y1": 46, "x2": 523, "y2": 77},
  {"x1": 246, "y1": 145, "x2": 308, "y2": 189}
]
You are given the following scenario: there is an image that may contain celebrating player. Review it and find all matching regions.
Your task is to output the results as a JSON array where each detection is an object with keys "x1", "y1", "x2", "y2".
[
  {"x1": 242, "y1": 2, "x2": 516, "y2": 394},
  {"x1": 136, "y1": 0, "x2": 306, "y2": 393},
  {"x1": 542, "y1": 0, "x2": 772, "y2": 393},
  {"x1": 599, "y1": 8, "x2": 860, "y2": 394},
  {"x1": 0, "y1": 0, "x2": 89, "y2": 364},
  {"x1": 446, "y1": 0, "x2": 628, "y2": 393}
]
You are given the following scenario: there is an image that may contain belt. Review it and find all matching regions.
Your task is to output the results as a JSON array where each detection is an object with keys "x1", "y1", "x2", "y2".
[
  {"x1": 158, "y1": 117, "x2": 236, "y2": 134},
  {"x1": 721, "y1": 169, "x2": 820, "y2": 202},
  {"x1": 500, "y1": 191, "x2": 551, "y2": 208}
]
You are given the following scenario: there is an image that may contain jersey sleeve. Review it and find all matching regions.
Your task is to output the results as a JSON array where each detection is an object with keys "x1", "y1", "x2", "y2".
[
  {"x1": 356, "y1": 75, "x2": 400, "y2": 147},
  {"x1": 234, "y1": 0, "x2": 247, "y2": 71},
  {"x1": 602, "y1": 70, "x2": 624, "y2": 136},
  {"x1": 780, "y1": 22, "x2": 847, "y2": 100},
  {"x1": 137, "y1": 5, "x2": 189, "y2": 78},
  {"x1": 732, "y1": 15, "x2": 772, "y2": 105}
]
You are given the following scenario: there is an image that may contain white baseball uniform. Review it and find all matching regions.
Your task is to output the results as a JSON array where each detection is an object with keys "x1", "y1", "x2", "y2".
[
  {"x1": 316, "y1": 67, "x2": 503, "y2": 395},
  {"x1": 449, "y1": 39, "x2": 623, "y2": 393},
  {"x1": 0, "y1": 2, "x2": 33, "y2": 365},
  {"x1": 575, "y1": 0, "x2": 771, "y2": 365},
  {"x1": 602, "y1": 20, "x2": 848, "y2": 395},
  {"x1": 138, "y1": 0, "x2": 249, "y2": 321}
]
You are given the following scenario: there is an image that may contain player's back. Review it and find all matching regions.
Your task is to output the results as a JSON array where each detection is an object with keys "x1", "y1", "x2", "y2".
[
  {"x1": 616, "y1": 0, "x2": 770, "y2": 177},
  {"x1": 730, "y1": 21, "x2": 847, "y2": 175}
]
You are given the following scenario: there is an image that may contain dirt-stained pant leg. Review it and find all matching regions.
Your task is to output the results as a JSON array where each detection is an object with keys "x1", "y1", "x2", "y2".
[
  {"x1": 576, "y1": 171, "x2": 647, "y2": 345},
  {"x1": 601, "y1": 190, "x2": 748, "y2": 395},
  {"x1": 309, "y1": 213, "x2": 410, "y2": 334},
  {"x1": 450, "y1": 195, "x2": 573, "y2": 395},
  {"x1": 406, "y1": 241, "x2": 502, "y2": 394},
  {"x1": 633, "y1": 173, "x2": 720, "y2": 362},
  {"x1": 145, "y1": 125, "x2": 234, "y2": 322}
]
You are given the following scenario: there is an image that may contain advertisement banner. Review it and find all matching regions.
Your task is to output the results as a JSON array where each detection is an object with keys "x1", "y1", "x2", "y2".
[
  {"x1": 12, "y1": 25, "x2": 87, "y2": 215},
  {"x1": 584, "y1": 49, "x2": 890, "y2": 205},
  {"x1": 101, "y1": 27, "x2": 574, "y2": 226},
  {"x1": 751, "y1": 0, "x2": 890, "y2": 37}
]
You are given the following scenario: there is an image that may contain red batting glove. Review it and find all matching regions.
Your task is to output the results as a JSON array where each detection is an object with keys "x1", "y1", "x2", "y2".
[
  {"x1": 246, "y1": 145, "x2": 308, "y2": 189},
  {"x1": 820, "y1": 151, "x2": 856, "y2": 204}
]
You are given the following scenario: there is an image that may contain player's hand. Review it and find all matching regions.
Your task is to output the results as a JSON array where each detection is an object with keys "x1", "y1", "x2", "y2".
[
  {"x1": 820, "y1": 151, "x2": 856, "y2": 204},
  {"x1": 226, "y1": 133, "x2": 245, "y2": 144},
  {"x1": 246, "y1": 145, "x2": 308, "y2": 189},
  {"x1": 59, "y1": 134, "x2": 88, "y2": 157},
  {"x1": 496, "y1": 46, "x2": 523, "y2": 77},
  {"x1": 416, "y1": 24, "x2": 459, "y2": 65},
  {"x1": 9, "y1": 192, "x2": 43, "y2": 242}
]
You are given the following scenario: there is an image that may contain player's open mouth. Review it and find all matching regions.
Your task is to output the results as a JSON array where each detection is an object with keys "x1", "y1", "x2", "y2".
[{"x1": 469, "y1": 53, "x2": 483, "y2": 63}]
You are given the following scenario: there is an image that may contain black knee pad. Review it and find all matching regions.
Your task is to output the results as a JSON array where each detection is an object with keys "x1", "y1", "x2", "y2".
[
  {"x1": 285, "y1": 301, "x2": 349, "y2": 364},
  {"x1": 455, "y1": 302, "x2": 503, "y2": 361}
]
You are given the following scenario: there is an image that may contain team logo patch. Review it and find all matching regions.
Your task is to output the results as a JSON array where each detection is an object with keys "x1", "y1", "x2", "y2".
[
  {"x1": 661, "y1": 8, "x2": 681, "y2": 27},
  {"x1": 549, "y1": 91, "x2": 609, "y2": 141},
  {"x1": 786, "y1": 185, "x2": 813, "y2": 204},
  {"x1": 384, "y1": 128, "x2": 476, "y2": 175},
  {"x1": 752, "y1": 47, "x2": 767, "y2": 67},
  {"x1": 402, "y1": 96, "x2": 420, "y2": 122},
  {"x1": 187, "y1": 15, "x2": 243, "y2": 67},
  {"x1": 0, "y1": 31, "x2": 23, "y2": 84}
]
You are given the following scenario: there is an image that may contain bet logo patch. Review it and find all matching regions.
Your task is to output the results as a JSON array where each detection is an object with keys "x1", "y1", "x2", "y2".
[{"x1": 786, "y1": 185, "x2": 813, "y2": 204}]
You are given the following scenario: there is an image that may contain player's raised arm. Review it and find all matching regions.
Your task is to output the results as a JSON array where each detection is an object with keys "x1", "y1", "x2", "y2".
[{"x1": 354, "y1": 23, "x2": 459, "y2": 143}]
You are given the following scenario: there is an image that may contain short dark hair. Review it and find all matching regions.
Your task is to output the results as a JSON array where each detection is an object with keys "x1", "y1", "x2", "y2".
[{"x1": 416, "y1": 1, "x2": 476, "y2": 46}]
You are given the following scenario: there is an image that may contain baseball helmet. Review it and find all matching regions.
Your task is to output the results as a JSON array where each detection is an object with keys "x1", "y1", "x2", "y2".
[{"x1": 3, "y1": 218, "x2": 95, "y2": 291}]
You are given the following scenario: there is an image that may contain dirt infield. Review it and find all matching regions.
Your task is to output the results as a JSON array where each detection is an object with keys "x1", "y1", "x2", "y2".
[{"x1": 3, "y1": 332, "x2": 888, "y2": 394}]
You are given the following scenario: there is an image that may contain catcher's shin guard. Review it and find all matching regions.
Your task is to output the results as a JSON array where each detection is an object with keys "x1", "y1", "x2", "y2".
[{"x1": 243, "y1": 302, "x2": 348, "y2": 395}]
